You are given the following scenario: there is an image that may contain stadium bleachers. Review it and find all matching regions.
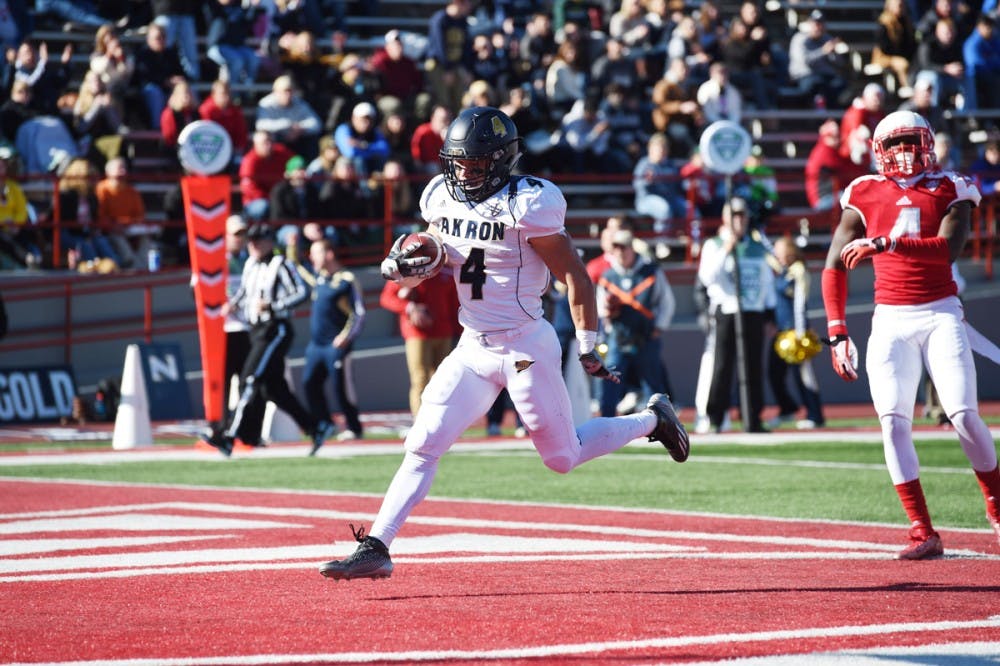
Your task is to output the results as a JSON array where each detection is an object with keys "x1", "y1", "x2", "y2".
[
  {"x1": 12, "y1": 0, "x2": 1000, "y2": 271},
  {"x1": 6, "y1": 0, "x2": 997, "y2": 405}
]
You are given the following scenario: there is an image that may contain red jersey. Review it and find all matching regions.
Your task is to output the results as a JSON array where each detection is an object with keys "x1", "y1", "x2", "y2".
[
  {"x1": 369, "y1": 49, "x2": 424, "y2": 100},
  {"x1": 238, "y1": 142, "x2": 294, "y2": 203},
  {"x1": 160, "y1": 106, "x2": 197, "y2": 148},
  {"x1": 840, "y1": 170, "x2": 980, "y2": 305},
  {"x1": 838, "y1": 100, "x2": 884, "y2": 158},
  {"x1": 379, "y1": 273, "x2": 461, "y2": 340},
  {"x1": 585, "y1": 253, "x2": 612, "y2": 285},
  {"x1": 410, "y1": 121, "x2": 445, "y2": 168},
  {"x1": 199, "y1": 97, "x2": 248, "y2": 152},
  {"x1": 805, "y1": 140, "x2": 868, "y2": 208}
]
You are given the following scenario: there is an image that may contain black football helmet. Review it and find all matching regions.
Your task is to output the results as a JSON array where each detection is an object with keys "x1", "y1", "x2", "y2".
[{"x1": 439, "y1": 106, "x2": 522, "y2": 203}]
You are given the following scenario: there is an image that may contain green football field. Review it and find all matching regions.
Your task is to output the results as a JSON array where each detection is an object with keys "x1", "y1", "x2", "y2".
[{"x1": 1, "y1": 433, "x2": 995, "y2": 531}]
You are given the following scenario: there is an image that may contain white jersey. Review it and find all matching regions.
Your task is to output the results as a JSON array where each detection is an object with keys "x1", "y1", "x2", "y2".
[{"x1": 419, "y1": 173, "x2": 566, "y2": 333}]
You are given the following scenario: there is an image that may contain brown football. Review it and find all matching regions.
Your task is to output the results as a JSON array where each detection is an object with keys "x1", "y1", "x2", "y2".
[{"x1": 401, "y1": 232, "x2": 444, "y2": 277}]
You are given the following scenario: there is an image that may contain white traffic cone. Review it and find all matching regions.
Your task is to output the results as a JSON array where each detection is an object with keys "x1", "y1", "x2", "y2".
[{"x1": 112, "y1": 344, "x2": 153, "y2": 449}]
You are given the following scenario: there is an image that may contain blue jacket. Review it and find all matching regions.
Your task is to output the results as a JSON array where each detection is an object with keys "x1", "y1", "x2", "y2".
[
  {"x1": 598, "y1": 258, "x2": 674, "y2": 349},
  {"x1": 633, "y1": 156, "x2": 684, "y2": 202},
  {"x1": 333, "y1": 123, "x2": 390, "y2": 163},
  {"x1": 963, "y1": 27, "x2": 1000, "y2": 76},
  {"x1": 309, "y1": 270, "x2": 365, "y2": 347},
  {"x1": 426, "y1": 9, "x2": 472, "y2": 70},
  {"x1": 206, "y1": 3, "x2": 263, "y2": 48},
  {"x1": 773, "y1": 259, "x2": 809, "y2": 334}
]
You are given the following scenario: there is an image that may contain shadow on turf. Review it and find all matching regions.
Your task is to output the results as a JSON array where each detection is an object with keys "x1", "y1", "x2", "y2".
[{"x1": 370, "y1": 582, "x2": 1000, "y2": 602}]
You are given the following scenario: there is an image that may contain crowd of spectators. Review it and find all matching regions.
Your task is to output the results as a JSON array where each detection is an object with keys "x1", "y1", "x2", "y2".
[{"x1": 1, "y1": 0, "x2": 1000, "y2": 271}]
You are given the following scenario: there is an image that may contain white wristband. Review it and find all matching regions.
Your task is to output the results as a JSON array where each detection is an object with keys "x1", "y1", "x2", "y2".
[{"x1": 576, "y1": 330, "x2": 597, "y2": 354}]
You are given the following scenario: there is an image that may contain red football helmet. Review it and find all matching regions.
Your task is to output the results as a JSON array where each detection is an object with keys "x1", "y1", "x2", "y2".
[{"x1": 872, "y1": 110, "x2": 936, "y2": 178}]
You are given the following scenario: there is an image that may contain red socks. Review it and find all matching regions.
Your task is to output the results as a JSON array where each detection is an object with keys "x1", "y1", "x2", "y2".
[
  {"x1": 895, "y1": 479, "x2": 936, "y2": 537},
  {"x1": 974, "y1": 465, "x2": 1000, "y2": 520},
  {"x1": 896, "y1": 468, "x2": 1000, "y2": 537}
]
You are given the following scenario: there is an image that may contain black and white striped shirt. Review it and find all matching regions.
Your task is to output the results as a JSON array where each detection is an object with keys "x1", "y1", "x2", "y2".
[{"x1": 230, "y1": 254, "x2": 310, "y2": 325}]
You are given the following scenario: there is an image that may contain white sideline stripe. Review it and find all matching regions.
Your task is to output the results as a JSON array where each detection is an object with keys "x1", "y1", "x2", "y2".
[
  {"x1": 0, "y1": 534, "x2": 702, "y2": 575},
  {"x1": 10, "y1": 502, "x2": 982, "y2": 578},
  {"x1": 0, "y1": 441, "x2": 524, "y2": 466},
  {"x1": 7, "y1": 617, "x2": 1000, "y2": 665},
  {"x1": 474, "y1": 449, "x2": 981, "y2": 474},
  {"x1": 4, "y1": 427, "x2": 1000, "y2": 466},
  {"x1": 0, "y1": 512, "x2": 300, "y2": 534},
  {"x1": 0, "y1": 501, "x2": 952, "y2": 550},
  {"x1": 682, "y1": 640, "x2": 1000, "y2": 665},
  {"x1": 626, "y1": 454, "x2": 977, "y2": 475},
  {"x1": 0, "y1": 535, "x2": 221, "y2": 556},
  {"x1": 3, "y1": 548, "x2": 997, "y2": 583},
  {"x1": 2, "y1": 477, "x2": 997, "y2": 537}
]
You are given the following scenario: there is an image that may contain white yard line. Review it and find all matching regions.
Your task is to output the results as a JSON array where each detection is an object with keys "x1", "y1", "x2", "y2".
[
  {"x1": 1, "y1": 492, "x2": 997, "y2": 584},
  {"x1": 1, "y1": 476, "x2": 995, "y2": 535},
  {"x1": 4, "y1": 427, "x2": 1000, "y2": 466},
  {"x1": 681, "y1": 641, "x2": 1000, "y2": 665},
  {"x1": 6, "y1": 618, "x2": 1000, "y2": 665}
]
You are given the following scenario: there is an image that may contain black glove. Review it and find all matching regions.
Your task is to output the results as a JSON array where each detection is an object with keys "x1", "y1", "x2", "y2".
[{"x1": 579, "y1": 351, "x2": 621, "y2": 383}]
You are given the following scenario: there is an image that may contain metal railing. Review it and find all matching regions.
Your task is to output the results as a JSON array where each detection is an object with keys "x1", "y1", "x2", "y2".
[
  {"x1": 3, "y1": 171, "x2": 995, "y2": 367},
  {"x1": 0, "y1": 271, "x2": 194, "y2": 361}
]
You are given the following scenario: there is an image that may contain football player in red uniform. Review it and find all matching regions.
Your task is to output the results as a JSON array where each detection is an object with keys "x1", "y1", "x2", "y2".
[{"x1": 822, "y1": 110, "x2": 1000, "y2": 559}]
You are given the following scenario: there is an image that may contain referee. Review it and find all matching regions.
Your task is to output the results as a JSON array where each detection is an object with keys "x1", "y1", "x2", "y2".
[{"x1": 201, "y1": 222, "x2": 333, "y2": 456}]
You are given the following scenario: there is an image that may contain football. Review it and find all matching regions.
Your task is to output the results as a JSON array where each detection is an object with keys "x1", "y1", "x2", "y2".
[{"x1": 402, "y1": 232, "x2": 444, "y2": 277}]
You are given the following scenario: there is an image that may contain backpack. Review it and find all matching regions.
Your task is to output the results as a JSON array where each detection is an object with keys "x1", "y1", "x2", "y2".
[{"x1": 93, "y1": 377, "x2": 121, "y2": 421}]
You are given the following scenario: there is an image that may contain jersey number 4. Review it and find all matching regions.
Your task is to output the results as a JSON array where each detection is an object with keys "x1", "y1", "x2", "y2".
[
  {"x1": 889, "y1": 207, "x2": 921, "y2": 239},
  {"x1": 460, "y1": 248, "x2": 487, "y2": 299}
]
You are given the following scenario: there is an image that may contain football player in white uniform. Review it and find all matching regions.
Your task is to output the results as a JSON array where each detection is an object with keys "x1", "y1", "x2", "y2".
[
  {"x1": 823, "y1": 110, "x2": 1000, "y2": 559},
  {"x1": 320, "y1": 107, "x2": 690, "y2": 580}
]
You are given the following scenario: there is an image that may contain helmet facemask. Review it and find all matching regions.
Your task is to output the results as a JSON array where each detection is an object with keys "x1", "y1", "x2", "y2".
[
  {"x1": 873, "y1": 126, "x2": 935, "y2": 178},
  {"x1": 439, "y1": 107, "x2": 522, "y2": 204},
  {"x1": 441, "y1": 141, "x2": 520, "y2": 203}
]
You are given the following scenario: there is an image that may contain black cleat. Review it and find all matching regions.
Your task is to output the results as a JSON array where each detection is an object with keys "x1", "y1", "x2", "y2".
[
  {"x1": 199, "y1": 428, "x2": 233, "y2": 457},
  {"x1": 646, "y1": 393, "x2": 690, "y2": 462},
  {"x1": 319, "y1": 524, "x2": 393, "y2": 580},
  {"x1": 309, "y1": 420, "x2": 335, "y2": 457}
]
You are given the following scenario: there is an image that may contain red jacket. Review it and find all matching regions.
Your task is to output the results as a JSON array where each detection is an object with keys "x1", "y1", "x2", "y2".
[
  {"x1": 838, "y1": 101, "x2": 885, "y2": 158},
  {"x1": 160, "y1": 105, "x2": 198, "y2": 148},
  {"x1": 238, "y1": 142, "x2": 294, "y2": 203},
  {"x1": 585, "y1": 254, "x2": 612, "y2": 285},
  {"x1": 199, "y1": 96, "x2": 248, "y2": 153},
  {"x1": 805, "y1": 140, "x2": 868, "y2": 208},
  {"x1": 410, "y1": 121, "x2": 445, "y2": 168},
  {"x1": 380, "y1": 273, "x2": 460, "y2": 340},
  {"x1": 369, "y1": 48, "x2": 424, "y2": 100}
]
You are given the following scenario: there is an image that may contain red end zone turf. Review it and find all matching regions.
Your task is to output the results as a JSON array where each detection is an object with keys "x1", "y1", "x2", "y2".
[{"x1": 1, "y1": 480, "x2": 998, "y2": 664}]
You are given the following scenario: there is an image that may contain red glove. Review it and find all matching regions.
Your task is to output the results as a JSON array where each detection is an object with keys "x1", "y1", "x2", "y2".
[
  {"x1": 825, "y1": 334, "x2": 859, "y2": 381},
  {"x1": 840, "y1": 236, "x2": 888, "y2": 270}
]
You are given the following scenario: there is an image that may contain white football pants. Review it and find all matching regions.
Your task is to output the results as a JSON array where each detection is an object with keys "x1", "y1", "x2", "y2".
[
  {"x1": 866, "y1": 295, "x2": 997, "y2": 483},
  {"x1": 368, "y1": 317, "x2": 655, "y2": 546}
]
